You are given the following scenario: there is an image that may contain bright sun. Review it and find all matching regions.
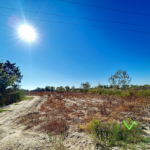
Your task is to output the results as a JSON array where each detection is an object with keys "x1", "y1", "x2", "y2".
[{"x1": 18, "y1": 25, "x2": 36, "y2": 42}]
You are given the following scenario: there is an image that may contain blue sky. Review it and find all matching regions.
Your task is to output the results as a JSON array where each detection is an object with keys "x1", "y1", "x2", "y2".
[{"x1": 1, "y1": 0, "x2": 150, "y2": 90}]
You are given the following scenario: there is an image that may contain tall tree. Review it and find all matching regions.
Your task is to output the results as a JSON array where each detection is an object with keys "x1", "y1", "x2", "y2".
[
  {"x1": 0, "y1": 60, "x2": 23, "y2": 93},
  {"x1": 56, "y1": 87, "x2": 60, "y2": 91},
  {"x1": 80, "y1": 82, "x2": 91, "y2": 93},
  {"x1": 59, "y1": 86, "x2": 64, "y2": 91},
  {"x1": 65, "y1": 86, "x2": 70, "y2": 92},
  {"x1": 71, "y1": 86, "x2": 75, "y2": 91},
  {"x1": 50, "y1": 86, "x2": 55, "y2": 91},
  {"x1": 97, "y1": 82, "x2": 101, "y2": 90},
  {"x1": 108, "y1": 69, "x2": 131, "y2": 89},
  {"x1": 45, "y1": 86, "x2": 51, "y2": 91}
]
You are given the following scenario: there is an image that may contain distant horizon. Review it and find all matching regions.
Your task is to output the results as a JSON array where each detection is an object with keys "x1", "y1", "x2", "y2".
[{"x1": 21, "y1": 83, "x2": 150, "y2": 91}]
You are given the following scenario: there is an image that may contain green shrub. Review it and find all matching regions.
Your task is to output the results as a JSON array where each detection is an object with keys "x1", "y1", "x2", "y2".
[
  {"x1": 114, "y1": 90, "x2": 122, "y2": 96},
  {"x1": 87, "y1": 118, "x2": 148, "y2": 149},
  {"x1": 144, "y1": 90, "x2": 150, "y2": 97},
  {"x1": 88, "y1": 88, "x2": 150, "y2": 98},
  {"x1": 0, "y1": 109, "x2": 11, "y2": 113},
  {"x1": 101, "y1": 89, "x2": 107, "y2": 95},
  {"x1": 107, "y1": 90, "x2": 115, "y2": 95},
  {"x1": 88, "y1": 118, "x2": 100, "y2": 132},
  {"x1": 97, "y1": 89, "x2": 102, "y2": 95},
  {"x1": 138, "y1": 90, "x2": 144, "y2": 97},
  {"x1": 0, "y1": 91, "x2": 25, "y2": 106},
  {"x1": 121, "y1": 91, "x2": 127, "y2": 97},
  {"x1": 125, "y1": 90, "x2": 135, "y2": 97}
]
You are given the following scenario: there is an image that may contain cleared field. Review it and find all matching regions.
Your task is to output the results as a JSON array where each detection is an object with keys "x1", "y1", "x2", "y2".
[{"x1": 0, "y1": 91, "x2": 150, "y2": 150}]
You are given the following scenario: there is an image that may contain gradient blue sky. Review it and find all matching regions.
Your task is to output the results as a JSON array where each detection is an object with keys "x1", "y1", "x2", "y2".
[{"x1": 1, "y1": 0, "x2": 150, "y2": 90}]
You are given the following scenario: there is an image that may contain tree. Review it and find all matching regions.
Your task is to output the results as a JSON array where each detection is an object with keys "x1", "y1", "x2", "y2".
[
  {"x1": 50, "y1": 86, "x2": 55, "y2": 91},
  {"x1": 80, "y1": 82, "x2": 91, "y2": 93},
  {"x1": 71, "y1": 86, "x2": 75, "y2": 91},
  {"x1": 59, "y1": 86, "x2": 64, "y2": 91},
  {"x1": 45, "y1": 86, "x2": 51, "y2": 91},
  {"x1": 0, "y1": 60, "x2": 23, "y2": 93},
  {"x1": 34, "y1": 87, "x2": 45, "y2": 91},
  {"x1": 97, "y1": 83, "x2": 101, "y2": 90},
  {"x1": 35, "y1": 87, "x2": 41, "y2": 91},
  {"x1": 56, "y1": 86, "x2": 64, "y2": 91},
  {"x1": 108, "y1": 69, "x2": 131, "y2": 90},
  {"x1": 109, "y1": 84, "x2": 113, "y2": 88},
  {"x1": 65, "y1": 86, "x2": 70, "y2": 92},
  {"x1": 56, "y1": 87, "x2": 60, "y2": 91}
]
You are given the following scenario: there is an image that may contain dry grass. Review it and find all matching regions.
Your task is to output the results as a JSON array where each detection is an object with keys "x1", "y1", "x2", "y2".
[{"x1": 20, "y1": 91, "x2": 150, "y2": 135}]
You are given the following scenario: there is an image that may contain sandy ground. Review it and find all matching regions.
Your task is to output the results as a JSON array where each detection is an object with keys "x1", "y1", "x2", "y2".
[
  {"x1": 0, "y1": 96, "x2": 96, "y2": 150},
  {"x1": 0, "y1": 95, "x2": 150, "y2": 150},
  {"x1": 0, "y1": 96, "x2": 51, "y2": 150}
]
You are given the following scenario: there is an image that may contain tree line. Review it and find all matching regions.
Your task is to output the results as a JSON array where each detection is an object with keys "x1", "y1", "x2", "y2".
[
  {"x1": 22, "y1": 69, "x2": 148, "y2": 93},
  {"x1": 1, "y1": 58, "x2": 149, "y2": 96}
]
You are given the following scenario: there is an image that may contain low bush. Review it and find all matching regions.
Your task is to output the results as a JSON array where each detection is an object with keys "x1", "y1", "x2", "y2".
[
  {"x1": 48, "y1": 132, "x2": 66, "y2": 150},
  {"x1": 81, "y1": 118, "x2": 149, "y2": 149},
  {"x1": 87, "y1": 88, "x2": 150, "y2": 98},
  {"x1": 144, "y1": 89, "x2": 150, "y2": 97},
  {"x1": 0, "y1": 109, "x2": 11, "y2": 113},
  {"x1": 0, "y1": 91, "x2": 25, "y2": 106},
  {"x1": 115, "y1": 90, "x2": 122, "y2": 96},
  {"x1": 138, "y1": 90, "x2": 144, "y2": 97},
  {"x1": 107, "y1": 90, "x2": 115, "y2": 95}
]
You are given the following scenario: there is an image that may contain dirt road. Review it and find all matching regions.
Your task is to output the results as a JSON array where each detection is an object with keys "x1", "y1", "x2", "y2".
[
  {"x1": 0, "y1": 96, "x2": 52, "y2": 150},
  {"x1": 0, "y1": 96, "x2": 95, "y2": 150}
]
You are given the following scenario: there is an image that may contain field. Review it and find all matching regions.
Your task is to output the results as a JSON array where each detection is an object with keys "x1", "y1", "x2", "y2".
[
  {"x1": 0, "y1": 91, "x2": 150, "y2": 150},
  {"x1": 23, "y1": 91, "x2": 150, "y2": 149}
]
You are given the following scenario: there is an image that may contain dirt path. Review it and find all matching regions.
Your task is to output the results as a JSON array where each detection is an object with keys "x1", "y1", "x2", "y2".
[
  {"x1": 0, "y1": 96, "x2": 95, "y2": 150},
  {"x1": 0, "y1": 96, "x2": 52, "y2": 150}
]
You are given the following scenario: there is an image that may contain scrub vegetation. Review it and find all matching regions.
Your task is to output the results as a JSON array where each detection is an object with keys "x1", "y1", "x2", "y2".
[{"x1": 23, "y1": 91, "x2": 150, "y2": 149}]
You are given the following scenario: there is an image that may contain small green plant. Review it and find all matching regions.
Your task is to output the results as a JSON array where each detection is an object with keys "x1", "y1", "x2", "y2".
[
  {"x1": 21, "y1": 96, "x2": 34, "y2": 101},
  {"x1": 0, "y1": 109, "x2": 11, "y2": 113},
  {"x1": 144, "y1": 89, "x2": 150, "y2": 97},
  {"x1": 137, "y1": 90, "x2": 144, "y2": 97},
  {"x1": 14, "y1": 102, "x2": 19, "y2": 105},
  {"x1": 86, "y1": 118, "x2": 149, "y2": 149},
  {"x1": 48, "y1": 132, "x2": 66, "y2": 150}
]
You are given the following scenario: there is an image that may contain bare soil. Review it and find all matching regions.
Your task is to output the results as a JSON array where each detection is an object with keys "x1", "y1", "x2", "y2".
[{"x1": 0, "y1": 93, "x2": 150, "y2": 150}]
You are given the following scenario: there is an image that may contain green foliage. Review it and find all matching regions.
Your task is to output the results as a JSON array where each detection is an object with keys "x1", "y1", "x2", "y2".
[
  {"x1": 144, "y1": 90, "x2": 150, "y2": 96},
  {"x1": 14, "y1": 102, "x2": 19, "y2": 105},
  {"x1": 137, "y1": 90, "x2": 144, "y2": 97},
  {"x1": 88, "y1": 88, "x2": 150, "y2": 98},
  {"x1": 65, "y1": 86, "x2": 70, "y2": 91},
  {"x1": 97, "y1": 83, "x2": 101, "y2": 90},
  {"x1": 45, "y1": 86, "x2": 51, "y2": 91},
  {"x1": 48, "y1": 133, "x2": 66, "y2": 150},
  {"x1": 50, "y1": 86, "x2": 55, "y2": 91},
  {"x1": 21, "y1": 96, "x2": 33, "y2": 101},
  {"x1": 0, "y1": 60, "x2": 23, "y2": 93},
  {"x1": 80, "y1": 82, "x2": 91, "y2": 93},
  {"x1": 107, "y1": 90, "x2": 115, "y2": 95},
  {"x1": 34, "y1": 87, "x2": 45, "y2": 91},
  {"x1": 0, "y1": 109, "x2": 11, "y2": 113},
  {"x1": 71, "y1": 86, "x2": 75, "y2": 91},
  {"x1": 0, "y1": 91, "x2": 25, "y2": 106},
  {"x1": 87, "y1": 118, "x2": 148, "y2": 149},
  {"x1": 114, "y1": 90, "x2": 122, "y2": 96},
  {"x1": 108, "y1": 69, "x2": 131, "y2": 90}
]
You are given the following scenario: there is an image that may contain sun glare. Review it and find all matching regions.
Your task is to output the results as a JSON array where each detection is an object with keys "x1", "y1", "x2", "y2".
[{"x1": 18, "y1": 25, "x2": 36, "y2": 42}]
